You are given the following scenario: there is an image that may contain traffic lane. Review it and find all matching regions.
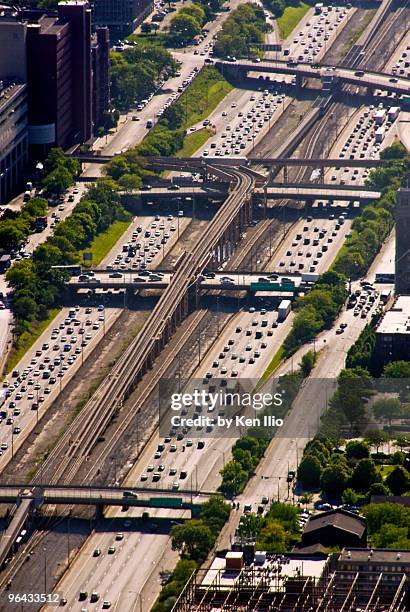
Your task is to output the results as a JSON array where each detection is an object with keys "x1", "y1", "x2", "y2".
[
  {"x1": 0, "y1": 308, "x2": 11, "y2": 371},
  {"x1": 0, "y1": 307, "x2": 119, "y2": 470},
  {"x1": 269, "y1": 216, "x2": 350, "y2": 275}
]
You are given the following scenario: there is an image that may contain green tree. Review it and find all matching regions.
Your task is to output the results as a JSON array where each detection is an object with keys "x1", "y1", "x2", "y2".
[
  {"x1": 170, "y1": 519, "x2": 213, "y2": 561},
  {"x1": 118, "y1": 173, "x2": 143, "y2": 193},
  {"x1": 321, "y1": 463, "x2": 351, "y2": 498},
  {"x1": 394, "y1": 437, "x2": 409, "y2": 451},
  {"x1": 342, "y1": 487, "x2": 359, "y2": 505},
  {"x1": 42, "y1": 166, "x2": 73, "y2": 195},
  {"x1": 300, "y1": 350, "x2": 315, "y2": 377},
  {"x1": 180, "y1": 3, "x2": 206, "y2": 25},
  {"x1": 345, "y1": 440, "x2": 370, "y2": 462},
  {"x1": 237, "y1": 513, "x2": 264, "y2": 538},
  {"x1": 298, "y1": 455, "x2": 322, "y2": 490},
  {"x1": 364, "y1": 429, "x2": 388, "y2": 453},
  {"x1": 383, "y1": 361, "x2": 410, "y2": 379},
  {"x1": 373, "y1": 397, "x2": 402, "y2": 425},
  {"x1": 373, "y1": 523, "x2": 410, "y2": 549},
  {"x1": 350, "y1": 458, "x2": 380, "y2": 493},
  {"x1": 170, "y1": 13, "x2": 201, "y2": 44},
  {"x1": 385, "y1": 466, "x2": 410, "y2": 495},
  {"x1": 219, "y1": 461, "x2": 248, "y2": 496},
  {"x1": 368, "y1": 482, "x2": 391, "y2": 496},
  {"x1": 257, "y1": 519, "x2": 287, "y2": 553}
]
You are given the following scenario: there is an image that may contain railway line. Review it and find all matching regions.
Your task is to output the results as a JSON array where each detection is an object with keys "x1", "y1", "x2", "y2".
[{"x1": 29, "y1": 166, "x2": 254, "y2": 488}]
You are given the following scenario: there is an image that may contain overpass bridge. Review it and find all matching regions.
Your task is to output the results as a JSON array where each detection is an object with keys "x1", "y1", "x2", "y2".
[
  {"x1": 68, "y1": 270, "x2": 304, "y2": 295},
  {"x1": 261, "y1": 183, "x2": 381, "y2": 203},
  {"x1": 214, "y1": 58, "x2": 410, "y2": 96},
  {"x1": 73, "y1": 153, "x2": 389, "y2": 169},
  {"x1": 0, "y1": 484, "x2": 212, "y2": 566}
]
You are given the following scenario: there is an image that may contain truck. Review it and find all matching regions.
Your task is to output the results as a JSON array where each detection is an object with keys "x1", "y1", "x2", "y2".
[
  {"x1": 277, "y1": 299, "x2": 291, "y2": 321},
  {"x1": 301, "y1": 272, "x2": 319, "y2": 283},
  {"x1": 387, "y1": 106, "x2": 400, "y2": 122},
  {"x1": 375, "y1": 127, "x2": 385, "y2": 143},
  {"x1": 314, "y1": 2, "x2": 323, "y2": 13},
  {"x1": 35, "y1": 216, "x2": 48, "y2": 231},
  {"x1": 23, "y1": 190, "x2": 31, "y2": 202},
  {"x1": 374, "y1": 109, "x2": 386, "y2": 125}
]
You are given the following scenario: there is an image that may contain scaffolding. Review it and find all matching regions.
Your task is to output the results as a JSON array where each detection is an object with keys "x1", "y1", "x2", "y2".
[{"x1": 172, "y1": 565, "x2": 408, "y2": 612}]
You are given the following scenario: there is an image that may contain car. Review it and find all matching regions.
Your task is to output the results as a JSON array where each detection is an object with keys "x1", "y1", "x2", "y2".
[
  {"x1": 108, "y1": 546, "x2": 116, "y2": 554},
  {"x1": 93, "y1": 548, "x2": 101, "y2": 557},
  {"x1": 115, "y1": 532, "x2": 124, "y2": 540},
  {"x1": 102, "y1": 603, "x2": 112, "y2": 610}
]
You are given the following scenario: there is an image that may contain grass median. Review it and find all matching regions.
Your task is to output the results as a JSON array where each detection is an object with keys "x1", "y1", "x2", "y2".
[
  {"x1": 176, "y1": 128, "x2": 214, "y2": 157},
  {"x1": 178, "y1": 67, "x2": 233, "y2": 130},
  {"x1": 5, "y1": 308, "x2": 60, "y2": 375},
  {"x1": 80, "y1": 215, "x2": 132, "y2": 267},
  {"x1": 277, "y1": 2, "x2": 310, "y2": 39}
]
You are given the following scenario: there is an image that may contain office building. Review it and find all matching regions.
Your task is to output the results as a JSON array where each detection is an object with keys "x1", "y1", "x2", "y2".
[
  {"x1": 395, "y1": 188, "x2": 410, "y2": 296},
  {"x1": 26, "y1": 1, "x2": 92, "y2": 152},
  {"x1": 0, "y1": 81, "x2": 29, "y2": 204},
  {"x1": 93, "y1": 0, "x2": 153, "y2": 35},
  {"x1": 375, "y1": 295, "x2": 410, "y2": 365},
  {"x1": 91, "y1": 26, "x2": 110, "y2": 131},
  {"x1": 0, "y1": 0, "x2": 109, "y2": 157}
]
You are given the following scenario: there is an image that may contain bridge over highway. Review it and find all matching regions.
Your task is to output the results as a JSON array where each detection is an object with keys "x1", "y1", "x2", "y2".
[
  {"x1": 214, "y1": 58, "x2": 410, "y2": 96},
  {"x1": 262, "y1": 183, "x2": 381, "y2": 203},
  {"x1": 73, "y1": 153, "x2": 389, "y2": 168},
  {"x1": 0, "y1": 485, "x2": 212, "y2": 567},
  {"x1": 68, "y1": 270, "x2": 304, "y2": 294}
]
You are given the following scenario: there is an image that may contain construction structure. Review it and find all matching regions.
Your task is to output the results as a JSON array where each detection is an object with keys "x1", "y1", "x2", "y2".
[{"x1": 172, "y1": 549, "x2": 409, "y2": 611}]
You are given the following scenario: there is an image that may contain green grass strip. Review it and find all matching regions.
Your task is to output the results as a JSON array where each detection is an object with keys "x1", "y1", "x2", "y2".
[{"x1": 277, "y1": 2, "x2": 310, "y2": 39}]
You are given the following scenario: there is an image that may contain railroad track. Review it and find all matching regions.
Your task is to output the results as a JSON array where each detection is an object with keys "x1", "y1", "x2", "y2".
[{"x1": 29, "y1": 166, "x2": 254, "y2": 487}]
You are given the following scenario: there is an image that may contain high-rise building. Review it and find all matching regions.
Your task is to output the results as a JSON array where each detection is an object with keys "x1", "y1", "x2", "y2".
[
  {"x1": 0, "y1": 0, "x2": 109, "y2": 155},
  {"x1": 26, "y1": 1, "x2": 92, "y2": 152},
  {"x1": 91, "y1": 26, "x2": 110, "y2": 131},
  {"x1": 395, "y1": 188, "x2": 410, "y2": 296},
  {"x1": 0, "y1": 81, "x2": 28, "y2": 203},
  {"x1": 93, "y1": 0, "x2": 153, "y2": 35}
]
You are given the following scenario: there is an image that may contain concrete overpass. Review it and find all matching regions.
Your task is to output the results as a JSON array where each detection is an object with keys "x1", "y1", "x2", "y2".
[
  {"x1": 68, "y1": 270, "x2": 304, "y2": 294},
  {"x1": 122, "y1": 183, "x2": 229, "y2": 200},
  {"x1": 214, "y1": 58, "x2": 410, "y2": 96},
  {"x1": 0, "y1": 484, "x2": 213, "y2": 565},
  {"x1": 261, "y1": 183, "x2": 381, "y2": 203},
  {"x1": 73, "y1": 153, "x2": 389, "y2": 169}
]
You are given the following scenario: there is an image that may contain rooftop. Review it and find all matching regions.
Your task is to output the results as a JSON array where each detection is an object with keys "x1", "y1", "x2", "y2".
[
  {"x1": 339, "y1": 547, "x2": 410, "y2": 564},
  {"x1": 201, "y1": 552, "x2": 328, "y2": 590},
  {"x1": 376, "y1": 295, "x2": 410, "y2": 335},
  {"x1": 303, "y1": 508, "x2": 366, "y2": 537}
]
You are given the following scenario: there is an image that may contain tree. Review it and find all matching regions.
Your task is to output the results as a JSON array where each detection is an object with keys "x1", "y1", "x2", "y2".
[
  {"x1": 321, "y1": 463, "x2": 351, "y2": 498},
  {"x1": 368, "y1": 482, "x2": 391, "y2": 496},
  {"x1": 373, "y1": 397, "x2": 402, "y2": 425},
  {"x1": 345, "y1": 440, "x2": 370, "y2": 462},
  {"x1": 219, "y1": 460, "x2": 248, "y2": 496},
  {"x1": 257, "y1": 519, "x2": 287, "y2": 553},
  {"x1": 118, "y1": 173, "x2": 143, "y2": 193},
  {"x1": 342, "y1": 487, "x2": 359, "y2": 505},
  {"x1": 298, "y1": 455, "x2": 322, "y2": 490},
  {"x1": 170, "y1": 13, "x2": 201, "y2": 45},
  {"x1": 170, "y1": 520, "x2": 212, "y2": 561},
  {"x1": 385, "y1": 466, "x2": 410, "y2": 495},
  {"x1": 373, "y1": 523, "x2": 410, "y2": 549},
  {"x1": 350, "y1": 458, "x2": 380, "y2": 493},
  {"x1": 383, "y1": 361, "x2": 410, "y2": 379},
  {"x1": 179, "y1": 3, "x2": 206, "y2": 26},
  {"x1": 364, "y1": 429, "x2": 388, "y2": 453},
  {"x1": 394, "y1": 437, "x2": 409, "y2": 451},
  {"x1": 237, "y1": 513, "x2": 264, "y2": 538},
  {"x1": 299, "y1": 492, "x2": 313, "y2": 506},
  {"x1": 13, "y1": 295, "x2": 38, "y2": 320},
  {"x1": 42, "y1": 166, "x2": 73, "y2": 195},
  {"x1": 300, "y1": 350, "x2": 315, "y2": 377}
]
